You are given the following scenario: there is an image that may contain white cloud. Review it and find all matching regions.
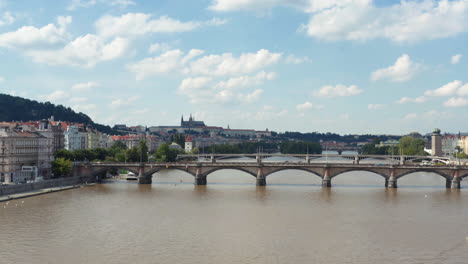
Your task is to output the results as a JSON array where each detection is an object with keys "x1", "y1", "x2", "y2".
[
  {"x1": 187, "y1": 49, "x2": 282, "y2": 76},
  {"x1": 95, "y1": 13, "x2": 225, "y2": 39},
  {"x1": 27, "y1": 35, "x2": 129, "y2": 67},
  {"x1": 148, "y1": 42, "x2": 171, "y2": 54},
  {"x1": 296, "y1": 101, "x2": 322, "y2": 112},
  {"x1": 296, "y1": 102, "x2": 312, "y2": 111},
  {"x1": 368, "y1": 104, "x2": 384, "y2": 110},
  {"x1": 404, "y1": 113, "x2": 418, "y2": 120},
  {"x1": 314, "y1": 84, "x2": 362, "y2": 97},
  {"x1": 127, "y1": 49, "x2": 189, "y2": 80},
  {"x1": 301, "y1": 0, "x2": 468, "y2": 43},
  {"x1": 67, "y1": 0, "x2": 135, "y2": 11},
  {"x1": 396, "y1": 96, "x2": 427, "y2": 104},
  {"x1": 208, "y1": 0, "x2": 344, "y2": 13},
  {"x1": 285, "y1": 55, "x2": 311, "y2": 64},
  {"x1": 443, "y1": 97, "x2": 468, "y2": 107},
  {"x1": 237, "y1": 89, "x2": 263, "y2": 103},
  {"x1": 0, "y1": 16, "x2": 71, "y2": 48},
  {"x1": 214, "y1": 71, "x2": 276, "y2": 89},
  {"x1": 69, "y1": 97, "x2": 89, "y2": 103},
  {"x1": 177, "y1": 72, "x2": 274, "y2": 104},
  {"x1": 128, "y1": 48, "x2": 281, "y2": 80},
  {"x1": 424, "y1": 80, "x2": 463, "y2": 96},
  {"x1": 209, "y1": 0, "x2": 280, "y2": 12},
  {"x1": 108, "y1": 0, "x2": 136, "y2": 7},
  {"x1": 252, "y1": 105, "x2": 288, "y2": 121},
  {"x1": 0, "y1": 11, "x2": 14, "y2": 27},
  {"x1": 0, "y1": 76, "x2": 4, "y2": 82},
  {"x1": 451, "y1": 54, "x2": 462, "y2": 64},
  {"x1": 371, "y1": 54, "x2": 421, "y2": 82},
  {"x1": 71, "y1": 81, "x2": 100, "y2": 92},
  {"x1": 67, "y1": 0, "x2": 97, "y2": 10},
  {"x1": 457, "y1": 83, "x2": 468, "y2": 96},
  {"x1": 339, "y1": 113, "x2": 350, "y2": 120},
  {"x1": 110, "y1": 95, "x2": 139, "y2": 108}
]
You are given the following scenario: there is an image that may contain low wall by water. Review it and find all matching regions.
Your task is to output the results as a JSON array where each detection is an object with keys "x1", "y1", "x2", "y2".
[{"x1": 0, "y1": 176, "x2": 96, "y2": 196}]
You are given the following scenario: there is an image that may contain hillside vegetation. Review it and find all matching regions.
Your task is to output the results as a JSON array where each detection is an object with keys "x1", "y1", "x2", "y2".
[{"x1": 0, "y1": 93, "x2": 116, "y2": 134}]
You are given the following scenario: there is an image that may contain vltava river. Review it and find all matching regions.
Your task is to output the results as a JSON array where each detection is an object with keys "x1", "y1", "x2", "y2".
[{"x1": 1, "y1": 169, "x2": 467, "y2": 264}]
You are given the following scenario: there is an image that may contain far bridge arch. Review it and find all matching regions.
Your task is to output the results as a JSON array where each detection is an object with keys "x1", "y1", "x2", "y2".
[
  {"x1": 395, "y1": 170, "x2": 452, "y2": 180},
  {"x1": 91, "y1": 166, "x2": 140, "y2": 177},
  {"x1": 329, "y1": 168, "x2": 388, "y2": 179},
  {"x1": 144, "y1": 167, "x2": 197, "y2": 178},
  {"x1": 263, "y1": 167, "x2": 323, "y2": 179},
  {"x1": 201, "y1": 167, "x2": 258, "y2": 178}
]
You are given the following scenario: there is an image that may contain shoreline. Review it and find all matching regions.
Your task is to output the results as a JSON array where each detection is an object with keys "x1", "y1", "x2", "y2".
[{"x1": 0, "y1": 183, "x2": 97, "y2": 203}]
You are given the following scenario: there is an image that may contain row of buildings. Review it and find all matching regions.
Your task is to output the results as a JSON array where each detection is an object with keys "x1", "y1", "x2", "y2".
[
  {"x1": 1, "y1": 115, "x2": 275, "y2": 184},
  {"x1": 430, "y1": 129, "x2": 468, "y2": 156},
  {"x1": 0, "y1": 118, "x2": 166, "y2": 184}
]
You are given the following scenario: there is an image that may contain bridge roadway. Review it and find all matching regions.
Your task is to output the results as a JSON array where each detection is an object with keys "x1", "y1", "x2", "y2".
[{"x1": 73, "y1": 159, "x2": 467, "y2": 189}]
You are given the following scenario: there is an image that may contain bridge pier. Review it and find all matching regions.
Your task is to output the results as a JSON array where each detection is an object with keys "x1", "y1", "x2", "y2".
[
  {"x1": 445, "y1": 179, "x2": 451, "y2": 188},
  {"x1": 322, "y1": 167, "x2": 331, "y2": 187},
  {"x1": 194, "y1": 167, "x2": 207, "y2": 185},
  {"x1": 138, "y1": 166, "x2": 152, "y2": 184},
  {"x1": 256, "y1": 167, "x2": 266, "y2": 186},
  {"x1": 139, "y1": 176, "x2": 152, "y2": 184},
  {"x1": 354, "y1": 156, "x2": 360, "y2": 165},
  {"x1": 386, "y1": 178, "x2": 397, "y2": 188},
  {"x1": 399, "y1": 156, "x2": 406, "y2": 165},
  {"x1": 195, "y1": 176, "x2": 207, "y2": 185},
  {"x1": 256, "y1": 178, "x2": 266, "y2": 186},
  {"x1": 451, "y1": 171, "x2": 461, "y2": 189},
  {"x1": 386, "y1": 169, "x2": 397, "y2": 188}
]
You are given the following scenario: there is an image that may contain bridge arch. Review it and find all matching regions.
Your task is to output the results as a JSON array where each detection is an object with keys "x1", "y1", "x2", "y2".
[
  {"x1": 91, "y1": 166, "x2": 140, "y2": 177},
  {"x1": 144, "y1": 167, "x2": 196, "y2": 178},
  {"x1": 396, "y1": 170, "x2": 451, "y2": 180},
  {"x1": 263, "y1": 167, "x2": 323, "y2": 179},
  {"x1": 330, "y1": 168, "x2": 388, "y2": 179},
  {"x1": 202, "y1": 167, "x2": 257, "y2": 178}
]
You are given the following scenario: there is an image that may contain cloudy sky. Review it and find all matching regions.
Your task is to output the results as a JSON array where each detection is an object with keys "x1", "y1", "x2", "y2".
[{"x1": 0, "y1": 0, "x2": 467, "y2": 134}]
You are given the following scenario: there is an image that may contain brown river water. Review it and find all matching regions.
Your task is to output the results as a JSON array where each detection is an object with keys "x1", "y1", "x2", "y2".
[{"x1": 1, "y1": 169, "x2": 468, "y2": 264}]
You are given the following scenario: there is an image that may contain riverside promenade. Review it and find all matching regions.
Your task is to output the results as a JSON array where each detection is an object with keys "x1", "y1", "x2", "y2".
[{"x1": 0, "y1": 176, "x2": 96, "y2": 201}]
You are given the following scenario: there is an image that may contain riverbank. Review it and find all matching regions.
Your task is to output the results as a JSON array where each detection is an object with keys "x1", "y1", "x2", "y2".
[
  {"x1": 0, "y1": 176, "x2": 96, "y2": 198},
  {"x1": 0, "y1": 184, "x2": 96, "y2": 203}
]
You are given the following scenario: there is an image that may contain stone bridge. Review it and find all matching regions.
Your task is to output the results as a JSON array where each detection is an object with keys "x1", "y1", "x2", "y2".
[
  {"x1": 177, "y1": 154, "x2": 450, "y2": 165},
  {"x1": 72, "y1": 161, "x2": 468, "y2": 189}
]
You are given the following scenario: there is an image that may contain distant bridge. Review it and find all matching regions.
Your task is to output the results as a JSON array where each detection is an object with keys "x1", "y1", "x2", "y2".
[{"x1": 72, "y1": 154, "x2": 466, "y2": 189}]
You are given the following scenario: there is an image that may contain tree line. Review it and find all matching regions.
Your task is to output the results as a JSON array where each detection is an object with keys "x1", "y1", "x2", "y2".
[{"x1": 361, "y1": 136, "x2": 428, "y2": 156}]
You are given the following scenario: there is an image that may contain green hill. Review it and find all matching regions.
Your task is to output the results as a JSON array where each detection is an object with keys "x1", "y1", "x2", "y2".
[{"x1": 0, "y1": 93, "x2": 117, "y2": 134}]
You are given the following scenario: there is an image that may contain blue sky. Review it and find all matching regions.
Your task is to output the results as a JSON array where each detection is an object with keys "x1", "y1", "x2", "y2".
[{"x1": 0, "y1": 0, "x2": 467, "y2": 135}]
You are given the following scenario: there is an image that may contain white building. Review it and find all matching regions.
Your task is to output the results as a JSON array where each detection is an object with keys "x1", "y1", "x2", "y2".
[
  {"x1": 185, "y1": 135, "x2": 193, "y2": 153},
  {"x1": 0, "y1": 126, "x2": 53, "y2": 184},
  {"x1": 442, "y1": 134, "x2": 459, "y2": 156},
  {"x1": 63, "y1": 124, "x2": 88, "y2": 150}
]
